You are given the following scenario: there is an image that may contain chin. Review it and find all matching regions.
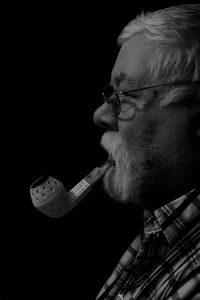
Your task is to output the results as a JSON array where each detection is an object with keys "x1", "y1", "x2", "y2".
[{"x1": 103, "y1": 162, "x2": 140, "y2": 204}]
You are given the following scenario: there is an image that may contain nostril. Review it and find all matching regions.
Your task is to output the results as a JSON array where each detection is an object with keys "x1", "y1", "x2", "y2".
[{"x1": 99, "y1": 120, "x2": 114, "y2": 130}]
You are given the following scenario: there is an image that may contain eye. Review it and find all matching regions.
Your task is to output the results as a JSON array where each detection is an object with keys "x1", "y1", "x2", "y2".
[
  {"x1": 118, "y1": 92, "x2": 139, "y2": 105},
  {"x1": 124, "y1": 92, "x2": 140, "y2": 99}
]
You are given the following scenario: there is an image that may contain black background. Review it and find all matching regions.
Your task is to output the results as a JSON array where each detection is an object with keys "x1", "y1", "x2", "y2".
[{"x1": 2, "y1": 1, "x2": 197, "y2": 299}]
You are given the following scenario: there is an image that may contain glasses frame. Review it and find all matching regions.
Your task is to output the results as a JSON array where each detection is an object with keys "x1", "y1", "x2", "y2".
[{"x1": 102, "y1": 80, "x2": 200, "y2": 118}]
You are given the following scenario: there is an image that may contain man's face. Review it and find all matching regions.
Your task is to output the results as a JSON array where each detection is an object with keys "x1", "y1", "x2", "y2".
[{"x1": 94, "y1": 34, "x2": 197, "y2": 210}]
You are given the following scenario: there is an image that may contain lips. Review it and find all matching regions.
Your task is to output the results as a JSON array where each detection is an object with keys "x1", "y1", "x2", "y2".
[
  {"x1": 107, "y1": 158, "x2": 115, "y2": 175},
  {"x1": 108, "y1": 157, "x2": 115, "y2": 166},
  {"x1": 107, "y1": 151, "x2": 115, "y2": 162}
]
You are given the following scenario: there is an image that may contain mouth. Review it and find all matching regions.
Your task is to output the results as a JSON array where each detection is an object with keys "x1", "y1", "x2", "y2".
[
  {"x1": 105, "y1": 158, "x2": 115, "y2": 176},
  {"x1": 108, "y1": 153, "x2": 115, "y2": 164}
]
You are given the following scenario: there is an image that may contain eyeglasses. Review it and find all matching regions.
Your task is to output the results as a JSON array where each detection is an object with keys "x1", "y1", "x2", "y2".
[{"x1": 102, "y1": 80, "x2": 200, "y2": 118}]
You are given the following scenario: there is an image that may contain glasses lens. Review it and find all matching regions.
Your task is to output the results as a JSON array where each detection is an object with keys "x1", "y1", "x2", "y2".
[{"x1": 103, "y1": 86, "x2": 120, "y2": 117}]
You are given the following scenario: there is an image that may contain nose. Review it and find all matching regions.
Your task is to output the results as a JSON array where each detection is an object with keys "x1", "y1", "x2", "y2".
[{"x1": 93, "y1": 102, "x2": 118, "y2": 130}]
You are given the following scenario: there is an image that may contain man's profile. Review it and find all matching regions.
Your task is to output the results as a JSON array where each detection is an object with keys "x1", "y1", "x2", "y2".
[{"x1": 93, "y1": 4, "x2": 200, "y2": 300}]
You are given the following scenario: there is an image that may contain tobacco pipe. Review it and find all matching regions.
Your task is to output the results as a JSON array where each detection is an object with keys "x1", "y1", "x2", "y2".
[{"x1": 30, "y1": 161, "x2": 113, "y2": 218}]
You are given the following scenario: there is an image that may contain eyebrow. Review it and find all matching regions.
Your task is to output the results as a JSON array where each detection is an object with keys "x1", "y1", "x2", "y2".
[{"x1": 111, "y1": 72, "x2": 139, "y2": 89}]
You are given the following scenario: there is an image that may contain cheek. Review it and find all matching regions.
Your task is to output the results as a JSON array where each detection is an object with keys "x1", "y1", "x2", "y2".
[
  {"x1": 118, "y1": 114, "x2": 158, "y2": 155},
  {"x1": 151, "y1": 113, "x2": 189, "y2": 165}
]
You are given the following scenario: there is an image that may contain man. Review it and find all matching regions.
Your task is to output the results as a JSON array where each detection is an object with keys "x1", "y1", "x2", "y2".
[{"x1": 93, "y1": 4, "x2": 200, "y2": 300}]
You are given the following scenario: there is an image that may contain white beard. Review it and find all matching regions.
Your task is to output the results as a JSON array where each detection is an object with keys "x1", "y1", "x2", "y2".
[{"x1": 101, "y1": 131, "x2": 140, "y2": 202}]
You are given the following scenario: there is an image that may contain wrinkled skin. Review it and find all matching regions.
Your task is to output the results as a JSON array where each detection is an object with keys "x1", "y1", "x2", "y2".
[{"x1": 93, "y1": 34, "x2": 200, "y2": 211}]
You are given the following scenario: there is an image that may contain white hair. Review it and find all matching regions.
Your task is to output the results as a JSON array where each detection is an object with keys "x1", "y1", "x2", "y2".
[{"x1": 118, "y1": 4, "x2": 200, "y2": 105}]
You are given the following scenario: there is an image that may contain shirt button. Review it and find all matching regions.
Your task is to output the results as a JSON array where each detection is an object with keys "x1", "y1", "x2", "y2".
[{"x1": 116, "y1": 294, "x2": 124, "y2": 300}]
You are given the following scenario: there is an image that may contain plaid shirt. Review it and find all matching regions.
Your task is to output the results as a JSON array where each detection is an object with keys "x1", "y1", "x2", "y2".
[{"x1": 96, "y1": 188, "x2": 200, "y2": 300}]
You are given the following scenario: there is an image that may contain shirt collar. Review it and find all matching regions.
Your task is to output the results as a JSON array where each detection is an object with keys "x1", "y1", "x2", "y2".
[{"x1": 150, "y1": 188, "x2": 200, "y2": 246}]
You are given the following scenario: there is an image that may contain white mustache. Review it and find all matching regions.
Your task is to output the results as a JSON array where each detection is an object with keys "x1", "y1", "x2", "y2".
[
  {"x1": 101, "y1": 131, "x2": 141, "y2": 172},
  {"x1": 100, "y1": 131, "x2": 122, "y2": 160}
]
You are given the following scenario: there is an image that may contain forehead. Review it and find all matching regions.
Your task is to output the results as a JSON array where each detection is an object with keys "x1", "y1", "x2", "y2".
[{"x1": 111, "y1": 33, "x2": 156, "y2": 87}]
